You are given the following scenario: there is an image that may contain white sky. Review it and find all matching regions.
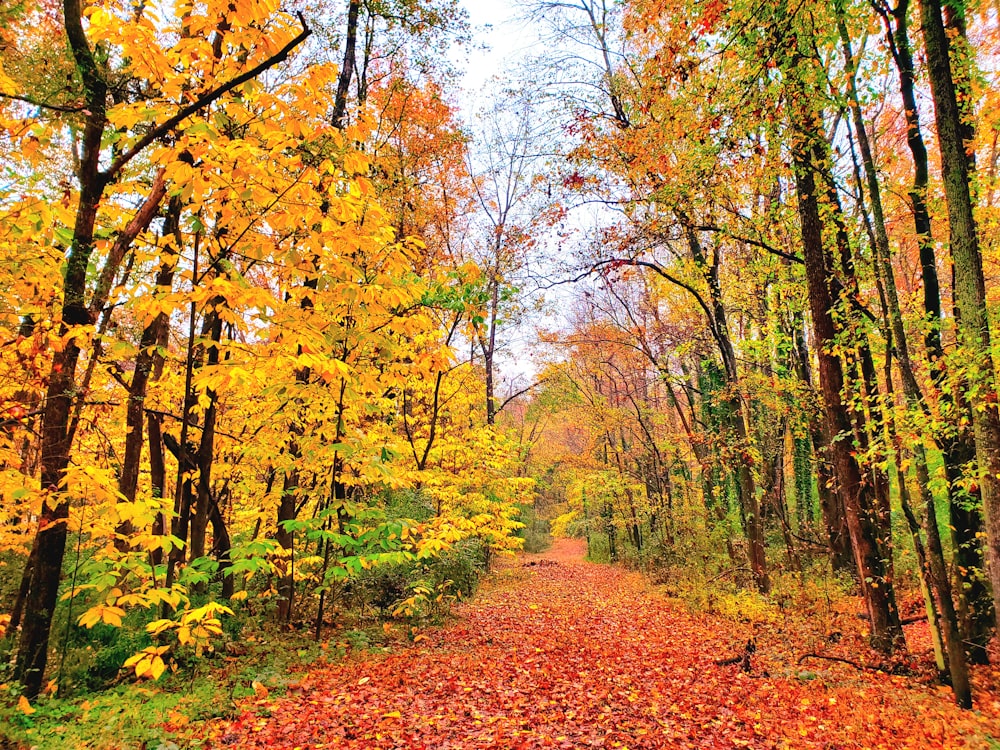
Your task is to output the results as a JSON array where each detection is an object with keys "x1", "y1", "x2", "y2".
[
  {"x1": 452, "y1": 2, "x2": 575, "y2": 386},
  {"x1": 456, "y1": 1, "x2": 537, "y2": 108}
]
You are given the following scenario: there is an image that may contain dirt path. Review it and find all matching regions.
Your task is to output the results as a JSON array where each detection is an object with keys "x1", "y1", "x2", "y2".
[{"x1": 213, "y1": 539, "x2": 1000, "y2": 748}]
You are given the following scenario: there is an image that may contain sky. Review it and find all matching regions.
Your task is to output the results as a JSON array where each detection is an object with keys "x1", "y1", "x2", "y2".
[
  {"x1": 456, "y1": 1, "x2": 536, "y2": 107},
  {"x1": 450, "y1": 2, "x2": 551, "y2": 384}
]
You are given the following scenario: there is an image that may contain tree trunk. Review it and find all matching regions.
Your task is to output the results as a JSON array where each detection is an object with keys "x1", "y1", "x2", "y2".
[
  {"x1": 790, "y1": 117, "x2": 903, "y2": 652},
  {"x1": 920, "y1": 0, "x2": 1000, "y2": 620},
  {"x1": 332, "y1": 0, "x2": 361, "y2": 130},
  {"x1": 118, "y1": 199, "x2": 180, "y2": 541},
  {"x1": 188, "y1": 299, "x2": 223, "y2": 563},
  {"x1": 14, "y1": 0, "x2": 108, "y2": 696}
]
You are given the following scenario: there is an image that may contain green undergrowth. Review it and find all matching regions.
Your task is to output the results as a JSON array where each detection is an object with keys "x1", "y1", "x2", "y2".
[
  {"x1": 0, "y1": 609, "x2": 475, "y2": 750},
  {"x1": 0, "y1": 626, "x2": 327, "y2": 749},
  {"x1": 0, "y1": 537, "x2": 494, "y2": 749},
  {"x1": 515, "y1": 503, "x2": 553, "y2": 553}
]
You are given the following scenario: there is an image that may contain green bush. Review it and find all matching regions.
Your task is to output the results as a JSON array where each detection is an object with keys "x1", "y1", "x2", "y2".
[
  {"x1": 344, "y1": 537, "x2": 489, "y2": 620},
  {"x1": 515, "y1": 504, "x2": 552, "y2": 553},
  {"x1": 348, "y1": 563, "x2": 411, "y2": 616},
  {"x1": 430, "y1": 538, "x2": 488, "y2": 597}
]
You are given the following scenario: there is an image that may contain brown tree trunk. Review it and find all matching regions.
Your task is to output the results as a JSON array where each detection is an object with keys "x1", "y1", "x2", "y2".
[
  {"x1": 790, "y1": 118, "x2": 903, "y2": 652},
  {"x1": 792, "y1": 315, "x2": 851, "y2": 569},
  {"x1": 14, "y1": 0, "x2": 108, "y2": 696},
  {"x1": 920, "y1": 0, "x2": 1000, "y2": 621},
  {"x1": 332, "y1": 0, "x2": 360, "y2": 130},
  {"x1": 117, "y1": 198, "x2": 180, "y2": 542}
]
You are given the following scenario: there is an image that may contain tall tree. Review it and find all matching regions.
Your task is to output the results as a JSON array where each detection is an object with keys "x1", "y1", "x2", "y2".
[{"x1": 920, "y1": 0, "x2": 1000, "y2": 619}]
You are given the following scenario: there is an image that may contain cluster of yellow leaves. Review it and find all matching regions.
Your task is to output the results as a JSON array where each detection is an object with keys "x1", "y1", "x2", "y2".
[
  {"x1": 123, "y1": 646, "x2": 171, "y2": 681},
  {"x1": 0, "y1": 0, "x2": 534, "y2": 703}
]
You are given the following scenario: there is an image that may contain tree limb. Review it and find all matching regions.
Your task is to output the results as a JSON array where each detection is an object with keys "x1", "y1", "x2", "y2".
[
  {"x1": 103, "y1": 14, "x2": 312, "y2": 181},
  {"x1": 497, "y1": 377, "x2": 550, "y2": 414},
  {"x1": 0, "y1": 92, "x2": 86, "y2": 114}
]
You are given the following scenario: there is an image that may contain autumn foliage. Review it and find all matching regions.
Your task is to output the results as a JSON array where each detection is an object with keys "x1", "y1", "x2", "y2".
[{"x1": 2, "y1": 0, "x2": 1000, "y2": 744}]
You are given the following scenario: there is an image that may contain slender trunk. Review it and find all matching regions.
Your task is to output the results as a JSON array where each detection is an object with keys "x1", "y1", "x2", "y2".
[
  {"x1": 166, "y1": 232, "x2": 202, "y2": 592},
  {"x1": 483, "y1": 278, "x2": 500, "y2": 425},
  {"x1": 209, "y1": 489, "x2": 233, "y2": 599},
  {"x1": 188, "y1": 295, "x2": 223, "y2": 563},
  {"x1": 920, "y1": 0, "x2": 1000, "y2": 620},
  {"x1": 899, "y1": 477, "x2": 948, "y2": 676},
  {"x1": 8, "y1": 538, "x2": 37, "y2": 633},
  {"x1": 790, "y1": 114, "x2": 903, "y2": 652},
  {"x1": 148, "y1": 411, "x2": 167, "y2": 567},
  {"x1": 118, "y1": 200, "x2": 180, "y2": 535},
  {"x1": 332, "y1": 0, "x2": 360, "y2": 130}
]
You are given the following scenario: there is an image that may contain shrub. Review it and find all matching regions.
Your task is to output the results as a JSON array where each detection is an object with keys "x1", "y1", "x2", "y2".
[{"x1": 515, "y1": 504, "x2": 552, "y2": 553}]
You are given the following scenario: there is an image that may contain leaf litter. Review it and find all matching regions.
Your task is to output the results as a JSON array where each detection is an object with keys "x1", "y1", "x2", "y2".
[{"x1": 212, "y1": 539, "x2": 1000, "y2": 748}]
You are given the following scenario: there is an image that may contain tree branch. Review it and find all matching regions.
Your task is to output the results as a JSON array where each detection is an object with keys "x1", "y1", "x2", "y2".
[
  {"x1": 497, "y1": 377, "x2": 550, "y2": 414},
  {"x1": 103, "y1": 14, "x2": 312, "y2": 181},
  {"x1": 88, "y1": 169, "x2": 167, "y2": 317},
  {"x1": 692, "y1": 223, "x2": 804, "y2": 265},
  {"x1": 0, "y1": 92, "x2": 86, "y2": 114}
]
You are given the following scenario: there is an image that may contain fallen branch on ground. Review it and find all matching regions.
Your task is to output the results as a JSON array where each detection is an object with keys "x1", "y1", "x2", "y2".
[
  {"x1": 798, "y1": 653, "x2": 913, "y2": 675},
  {"x1": 714, "y1": 639, "x2": 756, "y2": 673}
]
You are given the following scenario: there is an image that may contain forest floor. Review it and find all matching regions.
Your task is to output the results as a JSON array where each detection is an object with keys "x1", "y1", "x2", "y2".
[{"x1": 207, "y1": 539, "x2": 1000, "y2": 749}]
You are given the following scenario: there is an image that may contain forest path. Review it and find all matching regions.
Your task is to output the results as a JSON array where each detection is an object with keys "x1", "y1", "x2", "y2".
[{"x1": 212, "y1": 539, "x2": 999, "y2": 749}]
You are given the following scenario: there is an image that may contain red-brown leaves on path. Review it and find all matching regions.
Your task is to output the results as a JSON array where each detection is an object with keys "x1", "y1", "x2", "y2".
[{"x1": 213, "y1": 540, "x2": 1000, "y2": 748}]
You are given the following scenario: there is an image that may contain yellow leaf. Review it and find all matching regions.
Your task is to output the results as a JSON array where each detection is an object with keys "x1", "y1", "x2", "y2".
[
  {"x1": 382, "y1": 711, "x2": 401, "y2": 719},
  {"x1": 101, "y1": 606, "x2": 125, "y2": 627},
  {"x1": 17, "y1": 695, "x2": 35, "y2": 715},
  {"x1": 146, "y1": 619, "x2": 176, "y2": 636},
  {"x1": 149, "y1": 657, "x2": 166, "y2": 681}
]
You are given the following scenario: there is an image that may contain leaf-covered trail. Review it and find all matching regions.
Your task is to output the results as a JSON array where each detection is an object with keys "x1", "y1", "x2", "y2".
[{"x1": 214, "y1": 540, "x2": 1000, "y2": 748}]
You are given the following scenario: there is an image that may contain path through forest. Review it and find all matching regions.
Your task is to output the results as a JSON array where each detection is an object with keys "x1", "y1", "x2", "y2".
[{"x1": 212, "y1": 540, "x2": 1000, "y2": 748}]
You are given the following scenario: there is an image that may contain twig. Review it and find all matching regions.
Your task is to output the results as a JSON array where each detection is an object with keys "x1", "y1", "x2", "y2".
[
  {"x1": 715, "y1": 639, "x2": 756, "y2": 673},
  {"x1": 796, "y1": 652, "x2": 912, "y2": 674},
  {"x1": 706, "y1": 566, "x2": 751, "y2": 583}
]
